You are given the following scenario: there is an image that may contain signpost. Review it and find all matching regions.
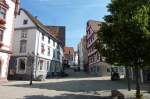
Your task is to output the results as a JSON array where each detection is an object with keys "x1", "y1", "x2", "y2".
[{"x1": 27, "y1": 53, "x2": 34, "y2": 86}]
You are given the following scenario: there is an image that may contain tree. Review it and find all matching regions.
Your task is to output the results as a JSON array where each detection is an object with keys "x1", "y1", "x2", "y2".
[{"x1": 95, "y1": 0, "x2": 150, "y2": 98}]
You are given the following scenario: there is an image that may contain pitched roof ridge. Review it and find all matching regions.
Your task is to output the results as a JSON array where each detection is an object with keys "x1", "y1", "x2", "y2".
[
  {"x1": 46, "y1": 25, "x2": 65, "y2": 27},
  {"x1": 20, "y1": 8, "x2": 63, "y2": 46}
]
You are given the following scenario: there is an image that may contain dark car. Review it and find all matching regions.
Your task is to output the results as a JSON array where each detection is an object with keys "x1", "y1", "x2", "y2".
[{"x1": 111, "y1": 72, "x2": 120, "y2": 80}]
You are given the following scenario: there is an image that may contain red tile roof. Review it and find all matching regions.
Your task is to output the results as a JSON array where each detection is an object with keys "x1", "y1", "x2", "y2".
[
  {"x1": 64, "y1": 47, "x2": 74, "y2": 55},
  {"x1": 20, "y1": 8, "x2": 63, "y2": 46}
]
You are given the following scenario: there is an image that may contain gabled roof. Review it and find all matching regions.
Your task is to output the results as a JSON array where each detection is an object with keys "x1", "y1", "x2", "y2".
[
  {"x1": 20, "y1": 8, "x2": 63, "y2": 46},
  {"x1": 45, "y1": 25, "x2": 65, "y2": 47},
  {"x1": 64, "y1": 47, "x2": 74, "y2": 55}
]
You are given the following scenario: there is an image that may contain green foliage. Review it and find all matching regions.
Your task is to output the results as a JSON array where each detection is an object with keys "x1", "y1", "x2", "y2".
[{"x1": 95, "y1": 0, "x2": 150, "y2": 68}]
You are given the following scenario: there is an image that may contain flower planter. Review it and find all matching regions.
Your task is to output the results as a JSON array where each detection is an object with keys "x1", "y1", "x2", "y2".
[
  {"x1": 0, "y1": 19, "x2": 6, "y2": 25},
  {"x1": 0, "y1": 41, "x2": 3, "y2": 48},
  {"x1": 0, "y1": 24, "x2": 6, "y2": 30}
]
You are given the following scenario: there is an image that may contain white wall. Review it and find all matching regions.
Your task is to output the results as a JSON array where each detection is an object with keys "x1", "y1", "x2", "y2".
[
  {"x1": 14, "y1": 10, "x2": 35, "y2": 28},
  {"x1": 12, "y1": 28, "x2": 37, "y2": 56},
  {"x1": 36, "y1": 31, "x2": 63, "y2": 62},
  {"x1": 0, "y1": 0, "x2": 16, "y2": 78},
  {"x1": 0, "y1": 53, "x2": 9, "y2": 77},
  {"x1": 13, "y1": 9, "x2": 64, "y2": 76}
]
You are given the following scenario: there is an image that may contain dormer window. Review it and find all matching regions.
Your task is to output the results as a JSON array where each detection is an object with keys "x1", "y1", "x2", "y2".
[{"x1": 23, "y1": 19, "x2": 28, "y2": 25}]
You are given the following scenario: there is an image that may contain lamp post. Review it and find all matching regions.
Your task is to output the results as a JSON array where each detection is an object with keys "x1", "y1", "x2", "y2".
[{"x1": 27, "y1": 52, "x2": 34, "y2": 86}]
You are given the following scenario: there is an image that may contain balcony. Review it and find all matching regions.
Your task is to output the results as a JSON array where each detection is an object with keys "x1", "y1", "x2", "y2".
[{"x1": 0, "y1": 18, "x2": 6, "y2": 24}]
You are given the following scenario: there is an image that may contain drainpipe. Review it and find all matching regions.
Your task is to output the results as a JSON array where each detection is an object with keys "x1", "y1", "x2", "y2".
[{"x1": 35, "y1": 29, "x2": 40, "y2": 79}]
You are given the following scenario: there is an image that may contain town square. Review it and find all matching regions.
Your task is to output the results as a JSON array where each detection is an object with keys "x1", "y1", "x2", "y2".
[{"x1": 1, "y1": 0, "x2": 150, "y2": 99}]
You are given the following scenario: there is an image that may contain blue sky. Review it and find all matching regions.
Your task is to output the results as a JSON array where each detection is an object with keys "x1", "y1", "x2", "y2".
[{"x1": 21, "y1": 0, "x2": 110, "y2": 50}]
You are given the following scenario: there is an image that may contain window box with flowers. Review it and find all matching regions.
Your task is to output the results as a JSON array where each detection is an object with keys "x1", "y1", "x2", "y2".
[
  {"x1": 0, "y1": 41, "x2": 3, "y2": 48},
  {"x1": 0, "y1": 0, "x2": 9, "y2": 49},
  {"x1": 0, "y1": 18, "x2": 5, "y2": 24},
  {"x1": 0, "y1": 30, "x2": 3, "y2": 48},
  {"x1": 0, "y1": 18, "x2": 6, "y2": 29},
  {"x1": 0, "y1": 0, "x2": 8, "y2": 29}
]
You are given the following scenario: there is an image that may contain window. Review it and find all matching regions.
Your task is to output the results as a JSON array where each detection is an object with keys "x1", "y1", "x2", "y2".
[
  {"x1": 0, "y1": 30, "x2": 3, "y2": 41},
  {"x1": 107, "y1": 68, "x2": 111, "y2": 72},
  {"x1": 39, "y1": 60, "x2": 44, "y2": 70},
  {"x1": 48, "y1": 37, "x2": 50, "y2": 44},
  {"x1": 98, "y1": 24, "x2": 101, "y2": 27},
  {"x1": 20, "y1": 40, "x2": 27, "y2": 53},
  {"x1": 97, "y1": 66, "x2": 100, "y2": 72},
  {"x1": 57, "y1": 51, "x2": 60, "y2": 60},
  {"x1": 57, "y1": 44, "x2": 59, "y2": 49},
  {"x1": 42, "y1": 34, "x2": 44, "y2": 41},
  {"x1": 47, "y1": 61, "x2": 49, "y2": 71},
  {"x1": 0, "y1": 7, "x2": 6, "y2": 19},
  {"x1": 48, "y1": 47, "x2": 50, "y2": 56},
  {"x1": 23, "y1": 19, "x2": 28, "y2": 25},
  {"x1": 18, "y1": 59, "x2": 26, "y2": 71},
  {"x1": 41, "y1": 44, "x2": 45, "y2": 54},
  {"x1": 97, "y1": 53, "x2": 100, "y2": 60},
  {"x1": 21, "y1": 30, "x2": 27, "y2": 38},
  {"x1": 53, "y1": 41, "x2": 55, "y2": 46},
  {"x1": 53, "y1": 49, "x2": 55, "y2": 58}
]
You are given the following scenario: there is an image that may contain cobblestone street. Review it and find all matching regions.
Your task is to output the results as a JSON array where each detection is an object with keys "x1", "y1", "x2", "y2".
[{"x1": 0, "y1": 70, "x2": 150, "y2": 99}]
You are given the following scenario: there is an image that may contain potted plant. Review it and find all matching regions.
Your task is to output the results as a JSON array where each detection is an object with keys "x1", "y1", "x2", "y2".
[
  {"x1": 0, "y1": 41, "x2": 3, "y2": 48},
  {"x1": 0, "y1": 18, "x2": 6, "y2": 25}
]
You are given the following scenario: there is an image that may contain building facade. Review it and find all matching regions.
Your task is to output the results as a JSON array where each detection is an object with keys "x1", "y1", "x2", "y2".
[
  {"x1": 78, "y1": 36, "x2": 88, "y2": 71},
  {"x1": 46, "y1": 26, "x2": 65, "y2": 48},
  {"x1": 74, "y1": 51, "x2": 78, "y2": 66},
  {"x1": 0, "y1": 0, "x2": 19, "y2": 83},
  {"x1": 8, "y1": 9, "x2": 64, "y2": 80},
  {"x1": 64, "y1": 47, "x2": 75, "y2": 67},
  {"x1": 86, "y1": 20, "x2": 110, "y2": 76}
]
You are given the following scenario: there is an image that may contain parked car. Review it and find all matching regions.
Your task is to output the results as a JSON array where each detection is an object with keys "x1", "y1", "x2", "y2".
[{"x1": 111, "y1": 72, "x2": 120, "y2": 80}]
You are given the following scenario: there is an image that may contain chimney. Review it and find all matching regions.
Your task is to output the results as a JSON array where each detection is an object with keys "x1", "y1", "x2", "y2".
[{"x1": 35, "y1": 16, "x2": 38, "y2": 19}]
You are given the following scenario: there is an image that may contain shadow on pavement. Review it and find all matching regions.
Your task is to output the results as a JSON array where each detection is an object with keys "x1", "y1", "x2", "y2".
[
  {"x1": 4, "y1": 80, "x2": 128, "y2": 92},
  {"x1": 23, "y1": 94, "x2": 111, "y2": 99},
  {"x1": 23, "y1": 90, "x2": 134, "y2": 99}
]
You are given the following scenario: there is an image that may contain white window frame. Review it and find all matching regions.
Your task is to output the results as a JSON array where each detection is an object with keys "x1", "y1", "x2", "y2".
[{"x1": 21, "y1": 30, "x2": 28, "y2": 38}]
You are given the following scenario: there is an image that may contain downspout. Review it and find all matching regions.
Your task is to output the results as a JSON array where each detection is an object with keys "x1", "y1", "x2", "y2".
[{"x1": 35, "y1": 28, "x2": 40, "y2": 78}]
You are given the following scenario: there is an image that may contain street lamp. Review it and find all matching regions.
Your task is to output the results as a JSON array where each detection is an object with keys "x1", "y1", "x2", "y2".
[{"x1": 27, "y1": 52, "x2": 34, "y2": 86}]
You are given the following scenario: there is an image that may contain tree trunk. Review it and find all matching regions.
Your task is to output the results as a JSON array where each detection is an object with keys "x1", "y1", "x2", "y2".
[
  {"x1": 136, "y1": 66, "x2": 141, "y2": 98},
  {"x1": 126, "y1": 67, "x2": 131, "y2": 91}
]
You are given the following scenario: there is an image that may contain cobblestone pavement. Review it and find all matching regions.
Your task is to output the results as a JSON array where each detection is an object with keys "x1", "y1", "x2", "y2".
[{"x1": 0, "y1": 70, "x2": 150, "y2": 99}]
